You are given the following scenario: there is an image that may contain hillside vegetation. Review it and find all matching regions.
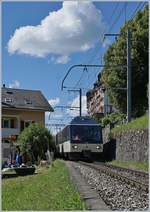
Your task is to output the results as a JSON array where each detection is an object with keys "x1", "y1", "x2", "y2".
[
  {"x1": 99, "y1": 5, "x2": 148, "y2": 117},
  {"x1": 111, "y1": 113, "x2": 148, "y2": 134}
]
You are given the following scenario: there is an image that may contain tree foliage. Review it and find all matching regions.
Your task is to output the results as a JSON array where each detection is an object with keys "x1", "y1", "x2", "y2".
[
  {"x1": 100, "y1": 112, "x2": 126, "y2": 128},
  {"x1": 17, "y1": 123, "x2": 54, "y2": 162},
  {"x1": 101, "y1": 6, "x2": 148, "y2": 117}
]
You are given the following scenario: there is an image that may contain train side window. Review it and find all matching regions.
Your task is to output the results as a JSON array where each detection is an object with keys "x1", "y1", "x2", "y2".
[{"x1": 66, "y1": 126, "x2": 69, "y2": 140}]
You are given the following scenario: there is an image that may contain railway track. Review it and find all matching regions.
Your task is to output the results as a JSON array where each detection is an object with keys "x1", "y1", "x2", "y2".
[
  {"x1": 79, "y1": 161, "x2": 149, "y2": 192},
  {"x1": 73, "y1": 161, "x2": 148, "y2": 210},
  {"x1": 98, "y1": 162, "x2": 148, "y2": 178}
]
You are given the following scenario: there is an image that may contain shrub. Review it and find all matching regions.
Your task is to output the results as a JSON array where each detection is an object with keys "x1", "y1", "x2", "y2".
[
  {"x1": 101, "y1": 112, "x2": 126, "y2": 128},
  {"x1": 17, "y1": 123, "x2": 54, "y2": 163}
]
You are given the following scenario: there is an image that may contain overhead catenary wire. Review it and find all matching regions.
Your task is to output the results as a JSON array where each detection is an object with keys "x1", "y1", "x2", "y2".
[
  {"x1": 107, "y1": 3, "x2": 128, "y2": 35},
  {"x1": 87, "y1": 2, "x2": 120, "y2": 65},
  {"x1": 80, "y1": 3, "x2": 125, "y2": 87},
  {"x1": 129, "y1": 1, "x2": 147, "y2": 21},
  {"x1": 86, "y1": 1, "x2": 147, "y2": 83},
  {"x1": 78, "y1": 3, "x2": 120, "y2": 75},
  {"x1": 62, "y1": 2, "x2": 148, "y2": 121},
  {"x1": 74, "y1": 68, "x2": 87, "y2": 88},
  {"x1": 87, "y1": 1, "x2": 143, "y2": 68}
]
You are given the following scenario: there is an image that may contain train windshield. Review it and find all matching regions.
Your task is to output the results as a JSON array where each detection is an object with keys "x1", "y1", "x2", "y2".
[{"x1": 71, "y1": 125, "x2": 101, "y2": 143}]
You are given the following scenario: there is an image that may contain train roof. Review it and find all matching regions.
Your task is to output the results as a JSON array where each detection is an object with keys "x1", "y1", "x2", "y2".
[
  {"x1": 56, "y1": 116, "x2": 101, "y2": 136},
  {"x1": 70, "y1": 116, "x2": 99, "y2": 125}
]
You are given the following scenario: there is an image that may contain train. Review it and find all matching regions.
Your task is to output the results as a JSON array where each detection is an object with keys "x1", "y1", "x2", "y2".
[{"x1": 55, "y1": 116, "x2": 103, "y2": 160}]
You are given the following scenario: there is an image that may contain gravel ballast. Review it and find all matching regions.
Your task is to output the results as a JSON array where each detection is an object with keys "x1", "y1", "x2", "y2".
[{"x1": 66, "y1": 161, "x2": 149, "y2": 211}]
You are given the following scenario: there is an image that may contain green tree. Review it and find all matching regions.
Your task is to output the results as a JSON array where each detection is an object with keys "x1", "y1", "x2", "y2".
[
  {"x1": 101, "y1": 5, "x2": 148, "y2": 117},
  {"x1": 101, "y1": 112, "x2": 126, "y2": 128},
  {"x1": 17, "y1": 123, "x2": 54, "y2": 163}
]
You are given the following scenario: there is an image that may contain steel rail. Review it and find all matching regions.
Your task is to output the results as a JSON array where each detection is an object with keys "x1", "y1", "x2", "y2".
[
  {"x1": 79, "y1": 161, "x2": 148, "y2": 192},
  {"x1": 101, "y1": 163, "x2": 149, "y2": 178}
]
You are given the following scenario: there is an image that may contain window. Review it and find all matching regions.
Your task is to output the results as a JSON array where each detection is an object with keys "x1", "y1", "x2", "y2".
[
  {"x1": 71, "y1": 125, "x2": 101, "y2": 143},
  {"x1": 3, "y1": 119, "x2": 9, "y2": 128},
  {"x1": 2, "y1": 118, "x2": 16, "y2": 128},
  {"x1": 25, "y1": 121, "x2": 30, "y2": 128},
  {"x1": 25, "y1": 121, "x2": 33, "y2": 127},
  {"x1": 20, "y1": 121, "x2": 24, "y2": 131},
  {"x1": 10, "y1": 119, "x2": 15, "y2": 128},
  {"x1": 5, "y1": 98, "x2": 13, "y2": 103},
  {"x1": 6, "y1": 91, "x2": 13, "y2": 94},
  {"x1": 24, "y1": 99, "x2": 32, "y2": 104},
  {"x1": 20, "y1": 120, "x2": 33, "y2": 130}
]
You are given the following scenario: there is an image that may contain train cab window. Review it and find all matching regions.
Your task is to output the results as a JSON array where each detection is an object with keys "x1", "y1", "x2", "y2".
[
  {"x1": 71, "y1": 125, "x2": 101, "y2": 143},
  {"x1": 72, "y1": 129, "x2": 81, "y2": 142}
]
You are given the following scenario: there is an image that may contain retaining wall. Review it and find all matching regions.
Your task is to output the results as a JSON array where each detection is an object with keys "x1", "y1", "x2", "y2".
[
  {"x1": 103, "y1": 128, "x2": 148, "y2": 161},
  {"x1": 114, "y1": 129, "x2": 148, "y2": 161}
]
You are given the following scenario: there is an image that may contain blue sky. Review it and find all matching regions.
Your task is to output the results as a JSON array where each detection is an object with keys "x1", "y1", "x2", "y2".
[{"x1": 2, "y1": 1, "x2": 147, "y2": 133}]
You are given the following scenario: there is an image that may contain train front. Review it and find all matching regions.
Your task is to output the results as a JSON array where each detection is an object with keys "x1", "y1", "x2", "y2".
[{"x1": 70, "y1": 116, "x2": 103, "y2": 160}]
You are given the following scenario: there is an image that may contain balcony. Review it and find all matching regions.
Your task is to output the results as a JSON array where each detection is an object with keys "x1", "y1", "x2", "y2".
[
  {"x1": 2, "y1": 128, "x2": 20, "y2": 138},
  {"x1": 2, "y1": 116, "x2": 20, "y2": 138}
]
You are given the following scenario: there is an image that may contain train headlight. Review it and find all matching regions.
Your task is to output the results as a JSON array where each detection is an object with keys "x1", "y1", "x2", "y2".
[
  {"x1": 73, "y1": 145, "x2": 78, "y2": 149},
  {"x1": 96, "y1": 146, "x2": 100, "y2": 149}
]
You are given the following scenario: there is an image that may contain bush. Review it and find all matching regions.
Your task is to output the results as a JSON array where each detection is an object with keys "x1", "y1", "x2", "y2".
[
  {"x1": 17, "y1": 123, "x2": 54, "y2": 163},
  {"x1": 101, "y1": 112, "x2": 126, "y2": 128}
]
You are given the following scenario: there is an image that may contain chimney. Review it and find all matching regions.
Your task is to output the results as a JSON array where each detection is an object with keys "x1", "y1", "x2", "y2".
[{"x1": 3, "y1": 84, "x2": 5, "y2": 87}]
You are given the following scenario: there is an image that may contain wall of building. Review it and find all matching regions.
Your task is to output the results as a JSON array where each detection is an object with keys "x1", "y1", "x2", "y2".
[
  {"x1": 2, "y1": 109, "x2": 45, "y2": 126},
  {"x1": 87, "y1": 86, "x2": 104, "y2": 115}
]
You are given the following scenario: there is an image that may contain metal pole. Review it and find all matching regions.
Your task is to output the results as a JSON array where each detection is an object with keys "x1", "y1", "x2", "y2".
[
  {"x1": 79, "y1": 88, "x2": 82, "y2": 117},
  {"x1": 127, "y1": 28, "x2": 131, "y2": 122}
]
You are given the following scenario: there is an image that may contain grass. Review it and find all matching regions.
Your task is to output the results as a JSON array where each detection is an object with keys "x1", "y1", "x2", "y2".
[
  {"x1": 106, "y1": 160, "x2": 148, "y2": 172},
  {"x1": 2, "y1": 160, "x2": 86, "y2": 211},
  {"x1": 111, "y1": 113, "x2": 148, "y2": 134}
]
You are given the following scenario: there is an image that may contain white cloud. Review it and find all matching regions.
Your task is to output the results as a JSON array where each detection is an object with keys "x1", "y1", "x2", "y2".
[
  {"x1": 48, "y1": 97, "x2": 60, "y2": 107},
  {"x1": 102, "y1": 38, "x2": 111, "y2": 48},
  {"x1": 55, "y1": 55, "x2": 70, "y2": 64},
  {"x1": 8, "y1": 2, "x2": 106, "y2": 64},
  {"x1": 50, "y1": 55, "x2": 70, "y2": 64},
  {"x1": 67, "y1": 95, "x2": 87, "y2": 117},
  {"x1": 9, "y1": 80, "x2": 20, "y2": 88}
]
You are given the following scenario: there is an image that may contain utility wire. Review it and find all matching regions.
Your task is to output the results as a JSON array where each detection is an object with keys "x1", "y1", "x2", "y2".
[
  {"x1": 107, "y1": 2, "x2": 120, "y2": 25},
  {"x1": 85, "y1": 3, "x2": 120, "y2": 66},
  {"x1": 129, "y1": 1, "x2": 146, "y2": 21},
  {"x1": 73, "y1": 2, "x2": 147, "y2": 94},
  {"x1": 85, "y1": 2, "x2": 122, "y2": 72},
  {"x1": 74, "y1": 69, "x2": 86, "y2": 88},
  {"x1": 107, "y1": 3, "x2": 127, "y2": 34},
  {"x1": 88, "y1": 2, "x2": 146, "y2": 76}
]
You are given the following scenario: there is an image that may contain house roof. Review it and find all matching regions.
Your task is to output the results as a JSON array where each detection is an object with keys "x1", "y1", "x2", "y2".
[{"x1": 2, "y1": 87, "x2": 54, "y2": 112}]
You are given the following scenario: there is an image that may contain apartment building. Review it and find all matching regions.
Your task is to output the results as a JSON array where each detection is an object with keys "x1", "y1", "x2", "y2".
[
  {"x1": 86, "y1": 81, "x2": 113, "y2": 118},
  {"x1": 2, "y1": 85, "x2": 53, "y2": 162}
]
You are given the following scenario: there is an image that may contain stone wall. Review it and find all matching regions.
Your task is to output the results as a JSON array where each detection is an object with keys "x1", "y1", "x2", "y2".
[
  {"x1": 114, "y1": 129, "x2": 148, "y2": 161},
  {"x1": 102, "y1": 126, "x2": 111, "y2": 144},
  {"x1": 102, "y1": 128, "x2": 148, "y2": 162}
]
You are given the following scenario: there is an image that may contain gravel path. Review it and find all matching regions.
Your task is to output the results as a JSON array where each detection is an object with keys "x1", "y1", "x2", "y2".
[{"x1": 69, "y1": 161, "x2": 149, "y2": 211}]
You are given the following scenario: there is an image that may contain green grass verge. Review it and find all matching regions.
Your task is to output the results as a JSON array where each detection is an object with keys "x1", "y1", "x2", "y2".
[
  {"x1": 106, "y1": 160, "x2": 148, "y2": 172},
  {"x1": 2, "y1": 160, "x2": 86, "y2": 211},
  {"x1": 111, "y1": 113, "x2": 148, "y2": 134}
]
